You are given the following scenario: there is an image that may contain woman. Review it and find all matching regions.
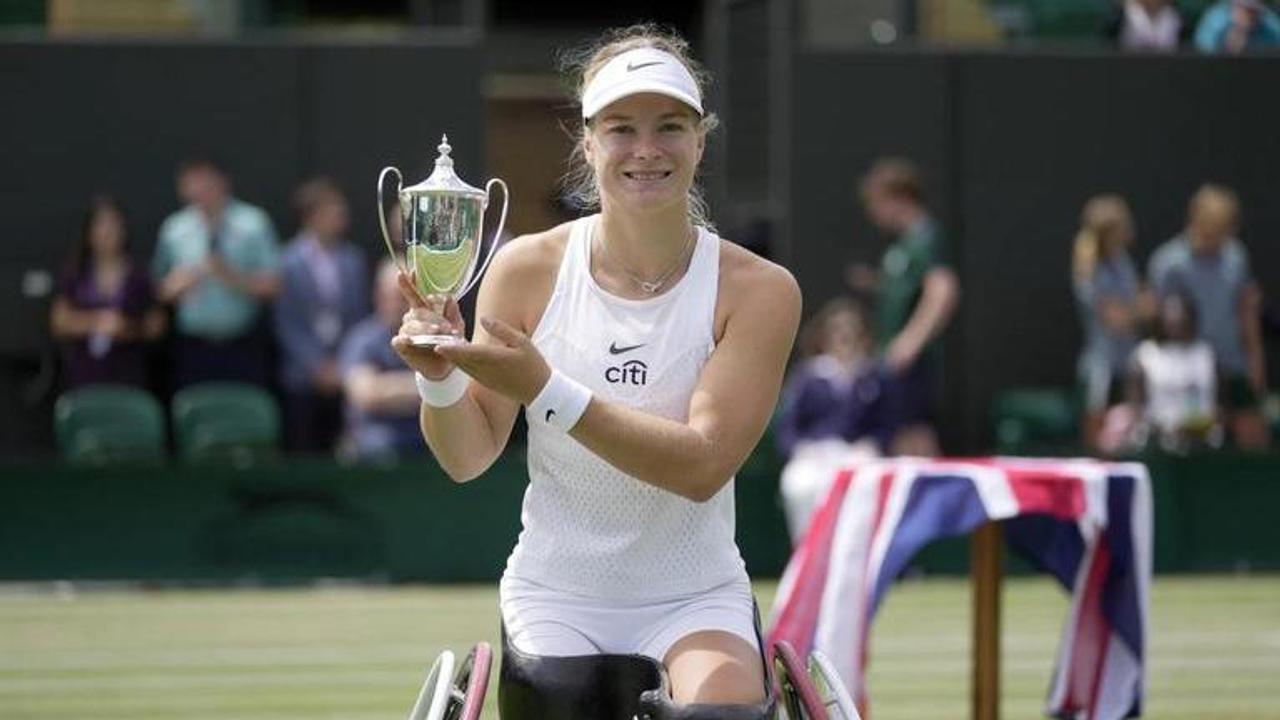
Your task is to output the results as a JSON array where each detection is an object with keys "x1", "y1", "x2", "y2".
[
  {"x1": 1072, "y1": 193, "x2": 1146, "y2": 451},
  {"x1": 50, "y1": 196, "x2": 165, "y2": 390},
  {"x1": 392, "y1": 25, "x2": 800, "y2": 704}
]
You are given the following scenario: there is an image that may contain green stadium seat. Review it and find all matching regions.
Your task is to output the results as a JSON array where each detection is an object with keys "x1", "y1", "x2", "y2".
[
  {"x1": 993, "y1": 386, "x2": 1079, "y2": 455},
  {"x1": 171, "y1": 382, "x2": 281, "y2": 464},
  {"x1": 54, "y1": 384, "x2": 166, "y2": 465}
]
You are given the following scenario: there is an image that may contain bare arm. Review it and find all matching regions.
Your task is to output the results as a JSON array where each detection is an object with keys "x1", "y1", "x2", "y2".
[
  {"x1": 438, "y1": 247, "x2": 803, "y2": 502},
  {"x1": 344, "y1": 365, "x2": 421, "y2": 415},
  {"x1": 207, "y1": 255, "x2": 280, "y2": 300},
  {"x1": 49, "y1": 297, "x2": 99, "y2": 339},
  {"x1": 886, "y1": 267, "x2": 959, "y2": 369},
  {"x1": 155, "y1": 265, "x2": 206, "y2": 304}
]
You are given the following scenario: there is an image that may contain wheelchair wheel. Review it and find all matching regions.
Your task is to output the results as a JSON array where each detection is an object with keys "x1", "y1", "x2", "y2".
[
  {"x1": 772, "y1": 640, "x2": 827, "y2": 720},
  {"x1": 444, "y1": 642, "x2": 493, "y2": 720},
  {"x1": 408, "y1": 650, "x2": 455, "y2": 720},
  {"x1": 807, "y1": 650, "x2": 860, "y2": 720}
]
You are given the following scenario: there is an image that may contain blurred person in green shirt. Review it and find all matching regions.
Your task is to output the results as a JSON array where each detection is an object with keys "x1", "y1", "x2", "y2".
[
  {"x1": 846, "y1": 158, "x2": 959, "y2": 456},
  {"x1": 152, "y1": 157, "x2": 281, "y2": 388}
]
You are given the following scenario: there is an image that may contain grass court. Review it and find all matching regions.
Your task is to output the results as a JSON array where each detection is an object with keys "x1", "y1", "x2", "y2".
[{"x1": 3, "y1": 575, "x2": 1278, "y2": 719}]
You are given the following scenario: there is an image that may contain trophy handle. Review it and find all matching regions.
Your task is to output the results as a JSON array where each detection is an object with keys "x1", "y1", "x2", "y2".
[
  {"x1": 377, "y1": 166, "x2": 409, "y2": 277},
  {"x1": 460, "y1": 178, "x2": 509, "y2": 299}
]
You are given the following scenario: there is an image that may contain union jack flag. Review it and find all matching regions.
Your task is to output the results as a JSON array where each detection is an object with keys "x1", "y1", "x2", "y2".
[{"x1": 767, "y1": 457, "x2": 1152, "y2": 719}]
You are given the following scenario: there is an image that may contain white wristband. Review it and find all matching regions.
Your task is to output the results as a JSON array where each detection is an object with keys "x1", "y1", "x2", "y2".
[
  {"x1": 527, "y1": 368, "x2": 592, "y2": 432},
  {"x1": 415, "y1": 368, "x2": 469, "y2": 408}
]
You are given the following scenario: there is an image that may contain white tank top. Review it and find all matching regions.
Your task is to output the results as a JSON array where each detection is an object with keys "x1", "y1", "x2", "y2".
[{"x1": 504, "y1": 215, "x2": 747, "y2": 600}]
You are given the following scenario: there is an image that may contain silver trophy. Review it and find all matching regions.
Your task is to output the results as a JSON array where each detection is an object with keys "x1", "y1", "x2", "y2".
[{"x1": 378, "y1": 135, "x2": 509, "y2": 346}]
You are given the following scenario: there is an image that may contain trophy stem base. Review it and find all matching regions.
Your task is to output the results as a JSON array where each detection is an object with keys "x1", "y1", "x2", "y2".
[{"x1": 408, "y1": 334, "x2": 466, "y2": 348}]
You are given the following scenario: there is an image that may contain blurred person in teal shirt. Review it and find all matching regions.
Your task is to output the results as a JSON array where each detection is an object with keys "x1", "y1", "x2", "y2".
[
  {"x1": 152, "y1": 157, "x2": 281, "y2": 388},
  {"x1": 1194, "y1": 0, "x2": 1280, "y2": 53}
]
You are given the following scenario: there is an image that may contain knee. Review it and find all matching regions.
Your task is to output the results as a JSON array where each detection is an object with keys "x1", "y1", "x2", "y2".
[{"x1": 664, "y1": 631, "x2": 766, "y2": 704}]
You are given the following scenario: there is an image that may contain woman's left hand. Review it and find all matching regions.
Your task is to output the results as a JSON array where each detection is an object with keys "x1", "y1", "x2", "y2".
[{"x1": 434, "y1": 316, "x2": 551, "y2": 405}]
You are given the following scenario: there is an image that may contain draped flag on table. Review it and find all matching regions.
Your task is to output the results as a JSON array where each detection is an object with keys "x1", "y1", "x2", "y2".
[{"x1": 767, "y1": 458, "x2": 1152, "y2": 720}]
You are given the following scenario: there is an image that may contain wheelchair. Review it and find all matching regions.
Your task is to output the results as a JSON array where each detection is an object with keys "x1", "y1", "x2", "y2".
[{"x1": 406, "y1": 634, "x2": 859, "y2": 719}]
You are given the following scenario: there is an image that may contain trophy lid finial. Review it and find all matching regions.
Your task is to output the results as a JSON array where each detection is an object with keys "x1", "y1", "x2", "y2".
[
  {"x1": 401, "y1": 131, "x2": 485, "y2": 199},
  {"x1": 435, "y1": 134, "x2": 454, "y2": 170}
]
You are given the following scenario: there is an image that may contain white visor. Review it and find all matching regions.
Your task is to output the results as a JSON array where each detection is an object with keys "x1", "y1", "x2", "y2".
[{"x1": 581, "y1": 47, "x2": 703, "y2": 121}]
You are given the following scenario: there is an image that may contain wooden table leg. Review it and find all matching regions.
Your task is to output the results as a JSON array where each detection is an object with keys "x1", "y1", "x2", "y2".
[{"x1": 972, "y1": 521, "x2": 1003, "y2": 720}]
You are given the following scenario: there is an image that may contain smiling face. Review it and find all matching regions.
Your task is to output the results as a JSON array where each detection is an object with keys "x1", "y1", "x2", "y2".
[{"x1": 583, "y1": 93, "x2": 704, "y2": 215}]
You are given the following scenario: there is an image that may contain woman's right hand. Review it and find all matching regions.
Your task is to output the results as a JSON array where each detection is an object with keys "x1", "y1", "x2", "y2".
[{"x1": 390, "y1": 272, "x2": 466, "y2": 380}]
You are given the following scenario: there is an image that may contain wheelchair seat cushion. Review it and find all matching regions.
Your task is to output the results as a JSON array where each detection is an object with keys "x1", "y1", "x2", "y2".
[{"x1": 499, "y1": 628, "x2": 665, "y2": 720}]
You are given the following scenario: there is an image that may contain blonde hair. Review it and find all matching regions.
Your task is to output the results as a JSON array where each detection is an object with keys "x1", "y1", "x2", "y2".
[
  {"x1": 560, "y1": 24, "x2": 720, "y2": 231},
  {"x1": 1073, "y1": 194, "x2": 1133, "y2": 282}
]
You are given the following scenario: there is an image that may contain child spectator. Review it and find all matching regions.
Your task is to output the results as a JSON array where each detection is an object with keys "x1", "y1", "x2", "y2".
[
  {"x1": 776, "y1": 297, "x2": 892, "y2": 542},
  {"x1": 1124, "y1": 292, "x2": 1222, "y2": 452}
]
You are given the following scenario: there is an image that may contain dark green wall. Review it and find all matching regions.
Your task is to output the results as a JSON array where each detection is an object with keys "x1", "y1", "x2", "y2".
[{"x1": 2, "y1": 451, "x2": 1277, "y2": 582}]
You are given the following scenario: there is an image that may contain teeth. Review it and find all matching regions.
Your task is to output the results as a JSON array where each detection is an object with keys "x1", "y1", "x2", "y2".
[{"x1": 627, "y1": 171, "x2": 669, "y2": 180}]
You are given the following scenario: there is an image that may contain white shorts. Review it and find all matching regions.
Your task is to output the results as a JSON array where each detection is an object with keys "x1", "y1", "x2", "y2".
[{"x1": 499, "y1": 574, "x2": 759, "y2": 662}]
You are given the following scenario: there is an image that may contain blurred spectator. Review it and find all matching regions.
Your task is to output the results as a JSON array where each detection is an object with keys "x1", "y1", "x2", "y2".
[
  {"x1": 152, "y1": 157, "x2": 281, "y2": 389},
  {"x1": 274, "y1": 177, "x2": 369, "y2": 455},
  {"x1": 776, "y1": 297, "x2": 891, "y2": 542},
  {"x1": 846, "y1": 158, "x2": 959, "y2": 456},
  {"x1": 776, "y1": 297, "x2": 893, "y2": 459},
  {"x1": 1072, "y1": 194, "x2": 1149, "y2": 450},
  {"x1": 1194, "y1": 0, "x2": 1280, "y2": 53},
  {"x1": 50, "y1": 196, "x2": 165, "y2": 390},
  {"x1": 339, "y1": 259, "x2": 423, "y2": 463},
  {"x1": 1105, "y1": 0, "x2": 1185, "y2": 51},
  {"x1": 1116, "y1": 292, "x2": 1222, "y2": 453},
  {"x1": 1148, "y1": 184, "x2": 1269, "y2": 448}
]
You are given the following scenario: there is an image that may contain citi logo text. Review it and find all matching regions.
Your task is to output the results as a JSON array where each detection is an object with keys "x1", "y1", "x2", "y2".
[{"x1": 605, "y1": 359, "x2": 648, "y2": 386}]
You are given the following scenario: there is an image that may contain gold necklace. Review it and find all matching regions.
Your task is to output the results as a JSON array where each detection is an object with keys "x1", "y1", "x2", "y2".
[{"x1": 599, "y1": 226, "x2": 696, "y2": 294}]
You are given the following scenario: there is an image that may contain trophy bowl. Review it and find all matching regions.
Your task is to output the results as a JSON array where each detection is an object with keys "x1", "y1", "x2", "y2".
[{"x1": 378, "y1": 135, "x2": 509, "y2": 347}]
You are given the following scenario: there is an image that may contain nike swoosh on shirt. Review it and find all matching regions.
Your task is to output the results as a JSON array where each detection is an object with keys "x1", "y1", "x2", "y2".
[
  {"x1": 626, "y1": 61, "x2": 663, "y2": 72},
  {"x1": 545, "y1": 409, "x2": 556, "y2": 423},
  {"x1": 608, "y1": 342, "x2": 646, "y2": 355}
]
